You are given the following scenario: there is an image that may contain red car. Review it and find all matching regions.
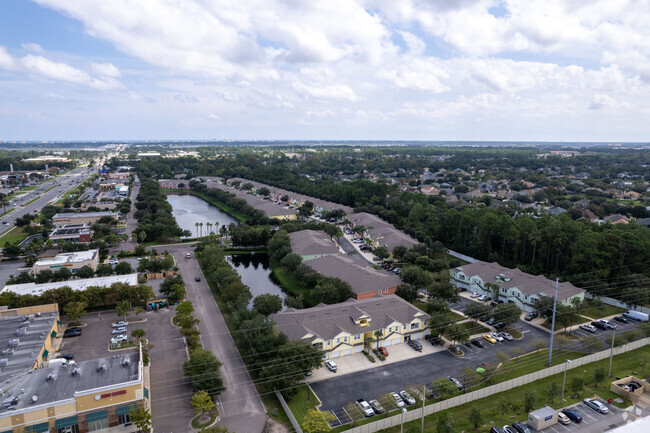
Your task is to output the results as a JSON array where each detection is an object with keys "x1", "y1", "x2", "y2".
[{"x1": 378, "y1": 347, "x2": 389, "y2": 356}]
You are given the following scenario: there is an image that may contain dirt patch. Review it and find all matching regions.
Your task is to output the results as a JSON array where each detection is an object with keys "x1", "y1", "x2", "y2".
[{"x1": 263, "y1": 417, "x2": 290, "y2": 433}]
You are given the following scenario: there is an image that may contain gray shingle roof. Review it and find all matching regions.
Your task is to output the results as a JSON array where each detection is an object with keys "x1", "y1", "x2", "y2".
[
  {"x1": 305, "y1": 254, "x2": 401, "y2": 295},
  {"x1": 454, "y1": 261, "x2": 585, "y2": 301},
  {"x1": 347, "y1": 212, "x2": 419, "y2": 250},
  {"x1": 271, "y1": 295, "x2": 427, "y2": 341},
  {"x1": 289, "y1": 230, "x2": 340, "y2": 256}
]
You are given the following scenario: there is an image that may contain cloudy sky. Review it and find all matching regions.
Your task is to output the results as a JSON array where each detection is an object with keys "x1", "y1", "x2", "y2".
[{"x1": 1, "y1": 0, "x2": 649, "y2": 141}]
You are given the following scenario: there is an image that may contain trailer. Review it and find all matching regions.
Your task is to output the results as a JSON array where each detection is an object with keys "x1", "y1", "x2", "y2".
[{"x1": 528, "y1": 406, "x2": 557, "y2": 431}]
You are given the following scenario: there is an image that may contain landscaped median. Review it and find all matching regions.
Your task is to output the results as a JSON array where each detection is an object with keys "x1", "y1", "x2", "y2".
[{"x1": 286, "y1": 339, "x2": 650, "y2": 432}]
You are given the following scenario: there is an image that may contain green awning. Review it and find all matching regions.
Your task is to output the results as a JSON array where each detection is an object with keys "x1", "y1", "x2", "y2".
[
  {"x1": 57, "y1": 320, "x2": 62, "y2": 325},
  {"x1": 55, "y1": 416, "x2": 78, "y2": 429},
  {"x1": 24, "y1": 422, "x2": 49, "y2": 433},
  {"x1": 144, "y1": 387, "x2": 149, "y2": 399},
  {"x1": 42, "y1": 349, "x2": 49, "y2": 359},
  {"x1": 85, "y1": 410, "x2": 108, "y2": 423},
  {"x1": 116, "y1": 404, "x2": 137, "y2": 416},
  {"x1": 51, "y1": 330, "x2": 57, "y2": 338}
]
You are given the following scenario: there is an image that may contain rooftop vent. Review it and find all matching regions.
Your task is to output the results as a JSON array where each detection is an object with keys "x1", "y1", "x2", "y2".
[
  {"x1": 46, "y1": 373, "x2": 56, "y2": 382},
  {"x1": 0, "y1": 359, "x2": 6, "y2": 369},
  {"x1": 19, "y1": 320, "x2": 29, "y2": 328},
  {"x1": 30, "y1": 395, "x2": 38, "y2": 404},
  {"x1": 7, "y1": 339, "x2": 19, "y2": 348},
  {"x1": 122, "y1": 358, "x2": 131, "y2": 367},
  {"x1": 71, "y1": 368, "x2": 80, "y2": 377},
  {"x1": 96, "y1": 363, "x2": 106, "y2": 373},
  {"x1": 15, "y1": 328, "x2": 26, "y2": 336},
  {"x1": 1, "y1": 349, "x2": 14, "y2": 356}
]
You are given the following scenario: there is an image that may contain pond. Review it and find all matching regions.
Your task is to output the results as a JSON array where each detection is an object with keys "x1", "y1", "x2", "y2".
[
  {"x1": 167, "y1": 194, "x2": 238, "y2": 238},
  {"x1": 227, "y1": 254, "x2": 287, "y2": 310}
]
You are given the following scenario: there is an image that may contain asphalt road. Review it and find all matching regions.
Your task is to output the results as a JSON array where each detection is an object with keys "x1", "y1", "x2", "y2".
[
  {"x1": 0, "y1": 165, "x2": 95, "y2": 237},
  {"x1": 166, "y1": 244, "x2": 267, "y2": 433}
]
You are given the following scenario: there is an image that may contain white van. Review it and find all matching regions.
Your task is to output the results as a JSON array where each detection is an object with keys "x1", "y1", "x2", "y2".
[
  {"x1": 186, "y1": 253, "x2": 191, "y2": 259},
  {"x1": 48, "y1": 358, "x2": 76, "y2": 368},
  {"x1": 623, "y1": 310, "x2": 649, "y2": 322}
]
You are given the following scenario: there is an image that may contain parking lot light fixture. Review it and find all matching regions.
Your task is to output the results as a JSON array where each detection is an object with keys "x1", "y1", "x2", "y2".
[
  {"x1": 400, "y1": 407, "x2": 407, "y2": 433},
  {"x1": 561, "y1": 359, "x2": 573, "y2": 403}
]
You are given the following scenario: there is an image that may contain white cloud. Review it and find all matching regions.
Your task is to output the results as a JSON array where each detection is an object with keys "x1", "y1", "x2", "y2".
[
  {"x1": 0, "y1": 46, "x2": 17, "y2": 70},
  {"x1": 21, "y1": 42, "x2": 44, "y2": 53},
  {"x1": 589, "y1": 94, "x2": 615, "y2": 110},
  {"x1": 207, "y1": 113, "x2": 222, "y2": 119},
  {"x1": 293, "y1": 81, "x2": 358, "y2": 101},
  {"x1": 90, "y1": 62, "x2": 121, "y2": 77}
]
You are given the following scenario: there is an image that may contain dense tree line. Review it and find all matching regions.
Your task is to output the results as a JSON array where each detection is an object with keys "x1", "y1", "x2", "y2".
[
  {"x1": 134, "y1": 178, "x2": 184, "y2": 241},
  {"x1": 0, "y1": 282, "x2": 153, "y2": 313},
  {"x1": 196, "y1": 240, "x2": 323, "y2": 396}
]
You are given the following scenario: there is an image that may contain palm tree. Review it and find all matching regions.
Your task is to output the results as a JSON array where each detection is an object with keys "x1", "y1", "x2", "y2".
[
  {"x1": 195, "y1": 222, "x2": 199, "y2": 238},
  {"x1": 138, "y1": 231, "x2": 146, "y2": 244},
  {"x1": 374, "y1": 329, "x2": 383, "y2": 349},
  {"x1": 206, "y1": 222, "x2": 212, "y2": 236},
  {"x1": 364, "y1": 336, "x2": 375, "y2": 350},
  {"x1": 220, "y1": 224, "x2": 227, "y2": 238},
  {"x1": 199, "y1": 222, "x2": 204, "y2": 237},
  {"x1": 0, "y1": 194, "x2": 8, "y2": 214}
]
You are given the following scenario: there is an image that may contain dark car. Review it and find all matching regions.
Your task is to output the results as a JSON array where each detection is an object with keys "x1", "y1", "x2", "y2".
[
  {"x1": 561, "y1": 409, "x2": 582, "y2": 423},
  {"x1": 407, "y1": 339, "x2": 422, "y2": 351},
  {"x1": 424, "y1": 334, "x2": 441, "y2": 345},
  {"x1": 592, "y1": 320, "x2": 607, "y2": 330},
  {"x1": 614, "y1": 315, "x2": 628, "y2": 323},
  {"x1": 493, "y1": 322, "x2": 506, "y2": 330},
  {"x1": 58, "y1": 353, "x2": 74, "y2": 360},
  {"x1": 486, "y1": 317, "x2": 495, "y2": 325},
  {"x1": 491, "y1": 427, "x2": 505, "y2": 433},
  {"x1": 512, "y1": 421, "x2": 531, "y2": 433},
  {"x1": 471, "y1": 339, "x2": 485, "y2": 348},
  {"x1": 195, "y1": 276, "x2": 201, "y2": 282},
  {"x1": 502, "y1": 426, "x2": 517, "y2": 433},
  {"x1": 63, "y1": 328, "x2": 81, "y2": 338},
  {"x1": 424, "y1": 385, "x2": 441, "y2": 400}
]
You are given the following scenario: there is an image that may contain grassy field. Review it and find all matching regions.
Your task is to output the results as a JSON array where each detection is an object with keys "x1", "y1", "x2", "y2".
[
  {"x1": 541, "y1": 314, "x2": 586, "y2": 331},
  {"x1": 285, "y1": 385, "x2": 319, "y2": 426},
  {"x1": 0, "y1": 226, "x2": 30, "y2": 245},
  {"x1": 491, "y1": 349, "x2": 587, "y2": 382},
  {"x1": 20, "y1": 186, "x2": 36, "y2": 191},
  {"x1": 345, "y1": 344, "x2": 650, "y2": 433},
  {"x1": 24, "y1": 196, "x2": 41, "y2": 206},
  {"x1": 581, "y1": 300, "x2": 626, "y2": 319},
  {"x1": 269, "y1": 257, "x2": 318, "y2": 306},
  {"x1": 0, "y1": 208, "x2": 14, "y2": 217}
]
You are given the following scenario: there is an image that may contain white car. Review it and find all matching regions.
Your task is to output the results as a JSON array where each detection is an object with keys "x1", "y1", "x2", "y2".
[
  {"x1": 325, "y1": 360, "x2": 337, "y2": 372},
  {"x1": 500, "y1": 332, "x2": 513, "y2": 341},
  {"x1": 557, "y1": 411, "x2": 570, "y2": 425},
  {"x1": 584, "y1": 397, "x2": 609, "y2": 413},
  {"x1": 478, "y1": 295, "x2": 488, "y2": 301},
  {"x1": 470, "y1": 292, "x2": 481, "y2": 298},
  {"x1": 112, "y1": 321, "x2": 128, "y2": 328},
  {"x1": 356, "y1": 399, "x2": 374, "y2": 417},
  {"x1": 399, "y1": 390, "x2": 416, "y2": 405},
  {"x1": 111, "y1": 335, "x2": 127, "y2": 344},
  {"x1": 112, "y1": 327, "x2": 127, "y2": 335},
  {"x1": 107, "y1": 259, "x2": 119, "y2": 265},
  {"x1": 580, "y1": 324, "x2": 596, "y2": 333},
  {"x1": 390, "y1": 392, "x2": 405, "y2": 408},
  {"x1": 491, "y1": 332, "x2": 504, "y2": 342}
]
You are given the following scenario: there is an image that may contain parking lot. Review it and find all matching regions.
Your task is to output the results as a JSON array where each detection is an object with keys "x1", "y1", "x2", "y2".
[
  {"x1": 56, "y1": 306, "x2": 193, "y2": 433},
  {"x1": 537, "y1": 400, "x2": 625, "y2": 433}
]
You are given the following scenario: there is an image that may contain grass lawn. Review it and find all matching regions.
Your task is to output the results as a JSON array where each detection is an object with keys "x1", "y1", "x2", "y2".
[
  {"x1": 458, "y1": 320, "x2": 490, "y2": 335},
  {"x1": 581, "y1": 300, "x2": 626, "y2": 319},
  {"x1": 507, "y1": 328, "x2": 523, "y2": 339},
  {"x1": 269, "y1": 258, "x2": 317, "y2": 306},
  {"x1": 285, "y1": 385, "x2": 318, "y2": 427},
  {"x1": 492, "y1": 349, "x2": 587, "y2": 382},
  {"x1": 190, "y1": 406, "x2": 219, "y2": 429},
  {"x1": 24, "y1": 196, "x2": 41, "y2": 206},
  {"x1": 0, "y1": 226, "x2": 30, "y2": 245},
  {"x1": 0, "y1": 208, "x2": 14, "y2": 217},
  {"x1": 370, "y1": 344, "x2": 650, "y2": 433},
  {"x1": 540, "y1": 314, "x2": 586, "y2": 331},
  {"x1": 260, "y1": 391, "x2": 291, "y2": 426}
]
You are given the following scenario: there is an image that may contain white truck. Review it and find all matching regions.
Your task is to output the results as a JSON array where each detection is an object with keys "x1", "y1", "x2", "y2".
[
  {"x1": 356, "y1": 399, "x2": 375, "y2": 417},
  {"x1": 47, "y1": 358, "x2": 76, "y2": 368},
  {"x1": 623, "y1": 310, "x2": 649, "y2": 322}
]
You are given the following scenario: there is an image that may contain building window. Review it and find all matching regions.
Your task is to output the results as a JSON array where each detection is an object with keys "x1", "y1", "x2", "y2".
[
  {"x1": 384, "y1": 288, "x2": 389, "y2": 293},
  {"x1": 403, "y1": 324, "x2": 407, "y2": 330},
  {"x1": 87, "y1": 419, "x2": 109, "y2": 432},
  {"x1": 354, "y1": 333, "x2": 360, "y2": 340},
  {"x1": 410, "y1": 323, "x2": 418, "y2": 329},
  {"x1": 387, "y1": 327, "x2": 391, "y2": 333},
  {"x1": 326, "y1": 339, "x2": 331, "y2": 346},
  {"x1": 117, "y1": 413, "x2": 131, "y2": 425},
  {"x1": 344, "y1": 337, "x2": 348, "y2": 343},
  {"x1": 336, "y1": 338, "x2": 340, "y2": 344},
  {"x1": 378, "y1": 290, "x2": 381, "y2": 294},
  {"x1": 57, "y1": 426, "x2": 80, "y2": 433}
]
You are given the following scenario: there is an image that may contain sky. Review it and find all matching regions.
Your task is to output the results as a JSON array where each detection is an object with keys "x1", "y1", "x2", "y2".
[{"x1": 1, "y1": 0, "x2": 650, "y2": 142}]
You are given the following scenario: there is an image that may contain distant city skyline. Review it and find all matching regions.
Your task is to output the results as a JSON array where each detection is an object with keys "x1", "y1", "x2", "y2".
[{"x1": 1, "y1": 1, "x2": 649, "y2": 142}]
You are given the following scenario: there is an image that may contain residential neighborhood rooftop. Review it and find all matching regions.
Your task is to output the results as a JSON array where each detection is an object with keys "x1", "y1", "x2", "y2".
[
  {"x1": 347, "y1": 212, "x2": 419, "y2": 250},
  {"x1": 1, "y1": 274, "x2": 139, "y2": 297},
  {"x1": 288, "y1": 230, "x2": 339, "y2": 257}
]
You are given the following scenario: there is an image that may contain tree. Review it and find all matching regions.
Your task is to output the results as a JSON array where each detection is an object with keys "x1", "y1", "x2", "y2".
[
  {"x1": 493, "y1": 303, "x2": 522, "y2": 327},
  {"x1": 374, "y1": 329, "x2": 384, "y2": 347},
  {"x1": 131, "y1": 328, "x2": 146, "y2": 344},
  {"x1": 436, "y1": 412, "x2": 454, "y2": 433},
  {"x1": 128, "y1": 407, "x2": 152, "y2": 433},
  {"x1": 464, "y1": 303, "x2": 492, "y2": 323},
  {"x1": 253, "y1": 294, "x2": 283, "y2": 316},
  {"x1": 593, "y1": 367, "x2": 606, "y2": 387},
  {"x1": 183, "y1": 348, "x2": 225, "y2": 395},
  {"x1": 114, "y1": 261, "x2": 133, "y2": 275},
  {"x1": 257, "y1": 187, "x2": 270, "y2": 197},
  {"x1": 392, "y1": 245, "x2": 408, "y2": 262},
  {"x1": 138, "y1": 231, "x2": 147, "y2": 244},
  {"x1": 569, "y1": 377, "x2": 584, "y2": 395},
  {"x1": 34, "y1": 269, "x2": 54, "y2": 284},
  {"x1": 302, "y1": 409, "x2": 334, "y2": 433},
  {"x1": 116, "y1": 300, "x2": 130, "y2": 318},
  {"x1": 581, "y1": 335, "x2": 603, "y2": 354},
  {"x1": 373, "y1": 246, "x2": 390, "y2": 261},
  {"x1": 523, "y1": 390, "x2": 536, "y2": 412},
  {"x1": 75, "y1": 265, "x2": 95, "y2": 279},
  {"x1": 298, "y1": 200, "x2": 314, "y2": 218},
  {"x1": 469, "y1": 406, "x2": 483, "y2": 430},
  {"x1": 176, "y1": 300, "x2": 195, "y2": 317},
  {"x1": 52, "y1": 267, "x2": 72, "y2": 282},
  {"x1": 281, "y1": 253, "x2": 303, "y2": 272},
  {"x1": 395, "y1": 284, "x2": 419, "y2": 303},
  {"x1": 191, "y1": 390, "x2": 215, "y2": 415},
  {"x1": 64, "y1": 301, "x2": 87, "y2": 322},
  {"x1": 546, "y1": 381, "x2": 560, "y2": 403},
  {"x1": 95, "y1": 263, "x2": 114, "y2": 277}
]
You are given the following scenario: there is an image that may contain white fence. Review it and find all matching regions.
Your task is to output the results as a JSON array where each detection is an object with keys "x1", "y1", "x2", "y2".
[
  {"x1": 276, "y1": 390, "x2": 303, "y2": 433},
  {"x1": 341, "y1": 337, "x2": 650, "y2": 433},
  {"x1": 585, "y1": 292, "x2": 650, "y2": 316}
]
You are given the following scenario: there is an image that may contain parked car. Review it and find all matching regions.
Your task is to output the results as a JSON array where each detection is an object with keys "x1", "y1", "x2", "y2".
[
  {"x1": 491, "y1": 332, "x2": 504, "y2": 342},
  {"x1": 512, "y1": 421, "x2": 531, "y2": 433},
  {"x1": 448, "y1": 376, "x2": 464, "y2": 390},
  {"x1": 484, "y1": 334, "x2": 497, "y2": 344},
  {"x1": 583, "y1": 398, "x2": 609, "y2": 413},
  {"x1": 623, "y1": 310, "x2": 650, "y2": 322},
  {"x1": 485, "y1": 317, "x2": 496, "y2": 325},
  {"x1": 424, "y1": 334, "x2": 441, "y2": 345},
  {"x1": 112, "y1": 327, "x2": 127, "y2": 335},
  {"x1": 195, "y1": 276, "x2": 201, "y2": 282},
  {"x1": 407, "y1": 339, "x2": 422, "y2": 351},
  {"x1": 368, "y1": 399, "x2": 385, "y2": 414},
  {"x1": 58, "y1": 353, "x2": 74, "y2": 361},
  {"x1": 598, "y1": 319, "x2": 617, "y2": 329},
  {"x1": 502, "y1": 426, "x2": 517, "y2": 433},
  {"x1": 500, "y1": 332, "x2": 513, "y2": 341},
  {"x1": 325, "y1": 360, "x2": 337, "y2": 372},
  {"x1": 557, "y1": 411, "x2": 571, "y2": 425},
  {"x1": 580, "y1": 323, "x2": 596, "y2": 333},
  {"x1": 356, "y1": 399, "x2": 375, "y2": 417},
  {"x1": 592, "y1": 320, "x2": 607, "y2": 330},
  {"x1": 614, "y1": 315, "x2": 628, "y2": 323},
  {"x1": 470, "y1": 292, "x2": 481, "y2": 298},
  {"x1": 390, "y1": 392, "x2": 405, "y2": 408},
  {"x1": 399, "y1": 390, "x2": 416, "y2": 405},
  {"x1": 63, "y1": 328, "x2": 81, "y2": 338},
  {"x1": 107, "y1": 258, "x2": 119, "y2": 265},
  {"x1": 378, "y1": 347, "x2": 389, "y2": 356},
  {"x1": 112, "y1": 321, "x2": 129, "y2": 328},
  {"x1": 478, "y1": 295, "x2": 488, "y2": 301},
  {"x1": 491, "y1": 427, "x2": 505, "y2": 433},
  {"x1": 471, "y1": 339, "x2": 485, "y2": 348},
  {"x1": 392, "y1": 268, "x2": 401, "y2": 275},
  {"x1": 524, "y1": 312, "x2": 537, "y2": 321},
  {"x1": 186, "y1": 253, "x2": 191, "y2": 258},
  {"x1": 561, "y1": 409, "x2": 582, "y2": 423},
  {"x1": 111, "y1": 335, "x2": 127, "y2": 344},
  {"x1": 493, "y1": 322, "x2": 506, "y2": 329}
]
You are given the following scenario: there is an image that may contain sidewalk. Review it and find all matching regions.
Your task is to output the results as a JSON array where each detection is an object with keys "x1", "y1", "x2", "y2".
[{"x1": 309, "y1": 341, "x2": 446, "y2": 383}]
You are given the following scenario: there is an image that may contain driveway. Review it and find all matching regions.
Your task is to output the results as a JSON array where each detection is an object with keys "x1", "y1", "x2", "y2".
[{"x1": 166, "y1": 244, "x2": 267, "y2": 433}]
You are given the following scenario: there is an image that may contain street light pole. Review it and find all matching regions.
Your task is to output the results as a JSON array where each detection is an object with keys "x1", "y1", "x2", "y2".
[
  {"x1": 548, "y1": 277, "x2": 559, "y2": 367},
  {"x1": 400, "y1": 407, "x2": 407, "y2": 433},
  {"x1": 421, "y1": 384, "x2": 426, "y2": 433},
  {"x1": 560, "y1": 359, "x2": 572, "y2": 403},
  {"x1": 608, "y1": 328, "x2": 616, "y2": 377}
]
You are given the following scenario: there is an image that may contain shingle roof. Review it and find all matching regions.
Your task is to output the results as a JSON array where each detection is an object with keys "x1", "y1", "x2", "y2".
[
  {"x1": 305, "y1": 254, "x2": 401, "y2": 294},
  {"x1": 347, "y1": 212, "x2": 419, "y2": 250},
  {"x1": 270, "y1": 295, "x2": 427, "y2": 341},
  {"x1": 454, "y1": 261, "x2": 584, "y2": 301},
  {"x1": 289, "y1": 230, "x2": 340, "y2": 256}
]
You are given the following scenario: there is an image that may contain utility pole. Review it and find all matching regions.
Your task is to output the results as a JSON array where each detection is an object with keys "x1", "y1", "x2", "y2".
[
  {"x1": 548, "y1": 277, "x2": 559, "y2": 366},
  {"x1": 608, "y1": 328, "x2": 616, "y2": 377},
  {"x1": 421, "y1": 384, "x2": 426, "y2": 433},
  {"x1": 560, "y1": 359, "x2": 572, "y2": 403}
]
